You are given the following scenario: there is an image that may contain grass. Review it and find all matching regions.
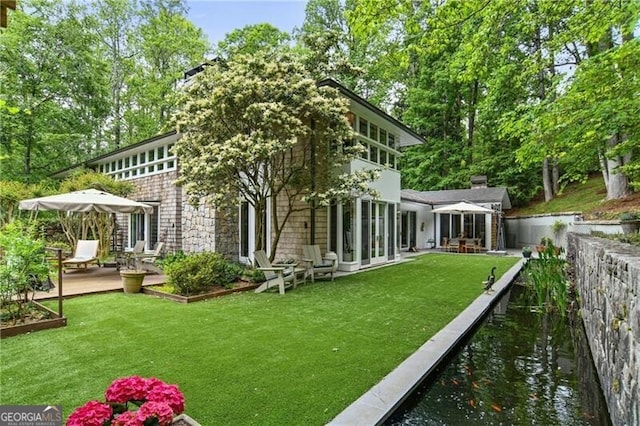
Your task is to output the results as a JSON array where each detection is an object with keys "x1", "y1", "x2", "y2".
[
  {"x1": 510, "y1": 175, "x2": 607, "y2": 217},
  {"x1": 510, "y1": 174, "x2": 640, "y2": 219},
  {"x1": 0, "y1": 254, "x2": 519, "y2": 425}
]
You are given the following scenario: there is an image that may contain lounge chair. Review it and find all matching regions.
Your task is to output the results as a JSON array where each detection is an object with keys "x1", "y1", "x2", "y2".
[
  {"x1": 253, "y1": 250, "x2": 297, "y2": 295},
  {"x1": 63, "y1": 240, "x2": 100, "y2": 272},
  {"x1": 302, "y1": 245, "x2": 338, "y2": 283}
]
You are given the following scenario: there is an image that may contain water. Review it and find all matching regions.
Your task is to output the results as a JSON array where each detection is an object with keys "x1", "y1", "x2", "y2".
[{"x1": 387, "y1": 284, "x2": 610, "y2": 426}]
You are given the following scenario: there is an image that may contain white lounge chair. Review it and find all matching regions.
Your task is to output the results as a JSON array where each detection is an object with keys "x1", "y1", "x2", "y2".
[
  {"x1": 253, "y1": 250, "x2": 297, "y2": 295},
  {"x1": 63, "y1": 240, "x2": 100, "y2": 272}
]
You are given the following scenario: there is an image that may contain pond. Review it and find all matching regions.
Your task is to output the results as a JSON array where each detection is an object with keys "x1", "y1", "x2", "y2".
[{"x1": 387, "y1": 283, "x2": 610, "y2": 425}]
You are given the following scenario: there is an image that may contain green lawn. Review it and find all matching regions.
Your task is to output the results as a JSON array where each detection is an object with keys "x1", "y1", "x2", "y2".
[{"x1": 1, "y1": 254, "x2": 519, "y2": 425}]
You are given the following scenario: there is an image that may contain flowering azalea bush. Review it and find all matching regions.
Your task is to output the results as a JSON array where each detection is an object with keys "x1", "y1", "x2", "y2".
[{"x1": 67, "y1": 376, "x2": 185, "y2": 426}]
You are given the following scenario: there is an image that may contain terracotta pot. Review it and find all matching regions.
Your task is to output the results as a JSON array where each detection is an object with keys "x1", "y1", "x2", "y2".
[{"x1": 120, "y1": 270, "x2": 145, "y2": 293}]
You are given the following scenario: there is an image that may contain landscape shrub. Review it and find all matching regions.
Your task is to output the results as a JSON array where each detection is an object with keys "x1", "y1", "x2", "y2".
[
  {"x1": 0, "y1": 220, "x2": 50, "y2": 323},
  {"x1": 163, "y1": 252, "x2": 243, "y2": 296},
  {"x1": 523, "y1": 241, "x2": 569, "y2": 315}
]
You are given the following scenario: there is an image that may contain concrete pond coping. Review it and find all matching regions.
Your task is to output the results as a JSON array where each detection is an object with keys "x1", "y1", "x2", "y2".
[{"x1": 327, "y1": 258, "x2": 525, "y2": 426}]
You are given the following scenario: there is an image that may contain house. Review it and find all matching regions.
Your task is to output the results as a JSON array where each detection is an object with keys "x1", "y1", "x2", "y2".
[
  {"x1": 400, "y1": 176, "x2": 512, "y2": 251},
  {"x1": 64, "y1": 78, "x2": 426, "y2": 271}
]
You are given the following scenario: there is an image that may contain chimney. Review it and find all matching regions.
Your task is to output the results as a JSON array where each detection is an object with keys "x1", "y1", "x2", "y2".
[{"x1": 471, "y1": 175, "x2": 487, "y2": 189}]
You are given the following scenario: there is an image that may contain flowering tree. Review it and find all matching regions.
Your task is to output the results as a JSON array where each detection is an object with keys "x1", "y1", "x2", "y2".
[{"x1": 173, "y1": 52, "x2": 378, "y2": 260}]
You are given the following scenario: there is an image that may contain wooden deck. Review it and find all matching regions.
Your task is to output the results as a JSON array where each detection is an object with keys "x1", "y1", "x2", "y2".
[{"x1": 33, "y1": 266, "x2": 166, "y2": 300}]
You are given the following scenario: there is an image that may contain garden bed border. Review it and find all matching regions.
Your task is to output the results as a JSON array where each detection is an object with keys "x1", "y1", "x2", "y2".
[
  {"x1": 1, "y1": 301, "x2": 67, "y2": 339},
  {"x1": 142, "y1": 283, "x2": 259, "y2": 303}
]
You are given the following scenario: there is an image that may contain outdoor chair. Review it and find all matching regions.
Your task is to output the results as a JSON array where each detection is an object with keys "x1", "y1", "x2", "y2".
[
  {"x1": 302, "y1": 245, "x2": 338, "y2": 283},
  {"x1": 253, "y1": 250, "x2": 297, "y2": 295},
  {"x1": 63, "y1": 240, "x2": 100, "y2": 272},
  {"x1": 116, "y1": 240, "x2": 146, "y2": 270},
  {"x1": 442, "y1": 238, "x2": 459, "y2": 253},
  {"x1": 139, "y1": 242, "x2": 165, "y2": 274}
]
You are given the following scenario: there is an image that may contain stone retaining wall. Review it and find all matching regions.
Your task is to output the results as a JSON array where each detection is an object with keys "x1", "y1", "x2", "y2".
[{"x1": 567, "y1": 234, "x2": 639, "y2": 426}]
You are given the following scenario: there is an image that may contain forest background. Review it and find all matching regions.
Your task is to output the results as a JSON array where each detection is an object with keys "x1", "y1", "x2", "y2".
[{"x1": 1, "y1": 0, "x2": 638, "y2": 207}]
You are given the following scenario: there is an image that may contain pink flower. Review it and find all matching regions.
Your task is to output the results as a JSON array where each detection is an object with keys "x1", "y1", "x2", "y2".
[
  {"x1": 66, "y1": 400, "x2": 112, "y2": 426},
  {"x1": 136, "y1": 401, "x2": 174, "y2": 425},
  {"x1": 147, "y1": 382, "x2": 185, "y2": 414},
  {"x1": 105, "y1": 376, "x2": 149, "y2": 403},
  {"x1": 112, "y1": 411, "x2": 142, "y2": 426},
  {"x1": 70, "y1": 376, "x2": 185, "y2": 425}
]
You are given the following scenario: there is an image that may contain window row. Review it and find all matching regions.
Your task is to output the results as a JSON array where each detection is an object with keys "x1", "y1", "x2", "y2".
[
  {"x1": 359, "y1": 143, "x2": 396, "y2": 169},
  {"x1": 355, "y1": 115, "x2": 397, "y2": 149},
  {"x1": 98, "y1": 144, "x2": 176, "y2": 180}
]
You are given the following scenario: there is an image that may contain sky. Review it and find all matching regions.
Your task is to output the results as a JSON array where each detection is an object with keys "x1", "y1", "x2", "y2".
[{"x1": 186, "y1": 0, "x2": 309, "y2": 48}]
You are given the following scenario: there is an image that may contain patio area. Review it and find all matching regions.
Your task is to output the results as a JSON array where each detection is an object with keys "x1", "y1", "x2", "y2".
[{"x1": 33, "y1": 266, "x2": 166, "y2": 300}]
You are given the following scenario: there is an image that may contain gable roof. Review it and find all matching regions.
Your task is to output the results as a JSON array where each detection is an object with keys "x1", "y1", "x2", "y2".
[{"x1": 401, "y1": 187, "x2": 512, "y2": 209}]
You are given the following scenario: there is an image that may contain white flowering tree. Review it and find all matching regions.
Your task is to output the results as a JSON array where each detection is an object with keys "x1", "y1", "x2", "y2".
[{"x1": 173, "y1": 52, "x2": 379, "y2": 260}]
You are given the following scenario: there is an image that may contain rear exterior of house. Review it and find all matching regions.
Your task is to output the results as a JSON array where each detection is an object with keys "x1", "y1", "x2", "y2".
[
  {"x1": 80, "y1": 79, "x2": 424, "y2": 271},
  {"x1": 400, "y1": 180, "x2": 512, "y2": 252}
]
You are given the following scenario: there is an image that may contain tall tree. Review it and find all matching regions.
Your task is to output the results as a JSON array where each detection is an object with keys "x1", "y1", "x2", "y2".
[
  {"x1": 91, "y1": 0, "x2": 137, "y2": 149},
  {"x1": 0, "y1": 0, "x2": 108, "y2": 182},
  {"x1": 172, "y1": 52, "x2": 378, "y2": 260},
  {"x1": 126, "y1": 1, "x2": 210, "y2": 142},
  {"x1": 215, "y1": 23, "x2": 291, "y2": 59}
]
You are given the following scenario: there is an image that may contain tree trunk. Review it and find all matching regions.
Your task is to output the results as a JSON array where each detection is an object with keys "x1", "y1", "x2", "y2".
[
  {"x1": 543, "y1": 158, "x2": 553, "y2": 202},
  {"x1": 605, "y1": 134, "x2": 630, "y2": 200},
  {"x1": 552, "y1": 160, "x2": 560, "y2": 196}
]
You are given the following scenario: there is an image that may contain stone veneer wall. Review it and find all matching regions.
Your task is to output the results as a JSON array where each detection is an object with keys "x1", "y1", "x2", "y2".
[
  {"x1": 567, "y1": 233, "x2": 639, "y2": 426},
  {"x1": 181, "y1": 195, "x2": 239, "y2": 260}
]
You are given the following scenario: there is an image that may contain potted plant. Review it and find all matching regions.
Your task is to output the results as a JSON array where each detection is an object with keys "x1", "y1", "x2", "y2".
[
  {"x1": 67, "y1": 376, "x2": 200, "y2": 425},
  {"x1": 522, "y1": 246, "x2": 532, "y2": 259},
  {"x1": 619, "y1": 212, "x2": 640, "y2": 234},
  {"x1": 119, "y1": 256, "x2": 146, "y2": 294}
]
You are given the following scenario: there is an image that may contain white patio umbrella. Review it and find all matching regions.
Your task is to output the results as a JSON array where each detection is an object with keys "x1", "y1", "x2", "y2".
[
  {"x1": 19, "y1": 188, "x2": 153, "y2": 214},
  {"x1": 431, "y1": 201, "x2": 494, "y2": 215}
]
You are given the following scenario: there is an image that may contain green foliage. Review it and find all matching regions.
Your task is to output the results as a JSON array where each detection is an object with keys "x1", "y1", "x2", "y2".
[
  {"x1": 523, "y1": 242, "x2": 569, "y2": 315},
  {"x1": 0, "y1": 0, "x2": 209, "y2": 181},
  {"x1": 619, "y1": 211, "x2": 639, "y2": 221},
  {"x1": 0, "y1": 220, "x2": 50, "y2": 323},
  {"x1": 0, "y1": 0, "x2": 109, "y2": 182},
  {"x1": 164, "y1": 252, "x2": 243, "y2": 296},
  {"x1": 156, "y1": 250, "x2": 186, "y2": 270},
  {"x1": 591, "y1": 230, "x2": 640, "y2": 247},
  {"x1": 241, "y1": 266, "x2": 266, "y2": 283},
  {"x1": 59, "y1": 170, "x2": 134, "y2": 196},
  {"x1": 216, "y1": 23, "x2": 291, "y2": 59},
  {"x1": 0, "y1": 181, "x2": 53, "y2": 226}
]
